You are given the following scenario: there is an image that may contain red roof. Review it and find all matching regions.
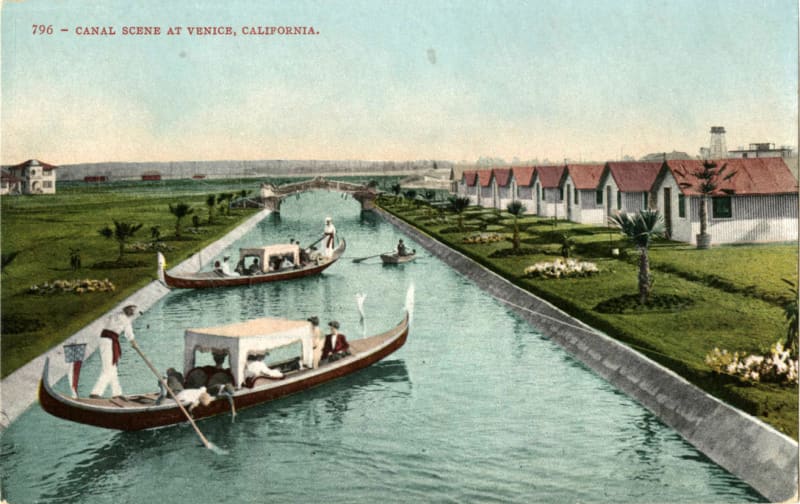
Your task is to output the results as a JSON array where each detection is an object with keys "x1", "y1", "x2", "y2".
[
  {"x1": 511, "y1": 166, "x2": 535, "y2": 186},
  {"x1": 9, "y1": 159, "x2": 58, "y2": 171},
  {"x1": 534, "y1": 165, "x2": 566, "y2": 188},
  {"x1": 663, "y1": 158, "x2": 799, "y2": 196},
  {"x1": 492, "y1": 168, "x2": 512, "y2": 187},
  {"x1": 463, "y1": 170, "x2": 478, "y2": 186},
  {"x1": 477, "y1": 169, "x2": 493, "y2": 187},
  {"x1": 1, "y1": 170, "x2": 23, "y2": 182},
  {"x1": 603, "y1": 161, "x2": 661, "y2": 192},
  {"x1": 565, "y1": 164, "x2": 604, "y2": 190}
]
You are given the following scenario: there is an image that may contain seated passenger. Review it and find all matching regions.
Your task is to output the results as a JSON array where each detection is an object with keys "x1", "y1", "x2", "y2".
[
  {"x1": 280, "y1": 255, "x2": 294, "y2": 270},
  {"x1": 175, "y1": 386, "x2": 212, "y2": 412},
  {"x1": 245, "y1": 353, "x2": 284, "y2": 380},
  {"x1": 299, "y1": 247, "x2": 311, "y2": 265},
  {"x1": 235, "y1": 258, "x2": 246, "y2": 275},
  {"x1": 220, "y1": 256, "x2": 240, "y2": 277},
  {"x1": 156, "y1": 367, "x2": 185, "y2": 405},
  {"x1": 247, "y1": 258, "x2": 261, "y2": 275},
  {"x1": 321, "y1": 320, "x2": 350, "y2": 363},
  {"x1": 213, "y1": 260, "x2": 223, "y2": 275},
  {"x1": 397, "y1": 239, "x2": 408, "y2": 256}
]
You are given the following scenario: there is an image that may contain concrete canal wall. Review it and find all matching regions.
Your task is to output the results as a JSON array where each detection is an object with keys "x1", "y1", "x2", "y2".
[
  {"x1": 0, "y1": 209, "x2": 271, "y2": 430},
  {"x1": 377, "y1": 208, "x2": 798, "y2": 503}
]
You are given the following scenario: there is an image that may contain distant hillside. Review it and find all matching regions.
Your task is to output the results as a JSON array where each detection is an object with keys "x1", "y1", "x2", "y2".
[{"x1": 55, "y1": 159, "x2": 454, "y2": 182}]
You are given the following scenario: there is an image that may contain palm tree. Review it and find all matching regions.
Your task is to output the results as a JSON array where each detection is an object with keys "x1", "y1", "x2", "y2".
[
  {"x1": 169, "y1": 203, "x2": 194, "y2": 238},
  {"x1": 676, "y1": 160, "x2": 736, "y2": 249},
  {"x1": 391, "y1": 183, "x2": 402, "y2": 196},
  {"x1": 206, "y1": 194, "x2": 216, "y2": 223},
  {"x1": 99, "y1": 220, "x2": 143, "y2": 262},
  {"x1": 506, "y1": 200, "x2": 527, "y2": 250},
  {"x1": 783, "y1": 279, "x2": 798, "y2": 358},
  {"x1": 448, "y1": 195, "x2": 471, "y2": 231},
  {"x1": 608, "y1": 210, "x2": 665, "y2": 304}
]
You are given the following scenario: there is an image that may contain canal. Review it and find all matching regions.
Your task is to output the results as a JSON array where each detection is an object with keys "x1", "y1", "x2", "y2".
[{"x1": 0, "y1": 191, "x2": 762, "y2": 503}]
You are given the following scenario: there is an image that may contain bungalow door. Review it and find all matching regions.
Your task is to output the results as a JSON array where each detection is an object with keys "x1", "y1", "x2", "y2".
[
  {"x1": 663, "y1": 188, "x2": 672, "y2": 238},
  {"x1": 606, "y1": 186, "x2": 612, "y2": 219}
]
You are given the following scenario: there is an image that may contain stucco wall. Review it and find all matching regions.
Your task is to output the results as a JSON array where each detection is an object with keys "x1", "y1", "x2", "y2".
[{"x1": 377, "y1": 208, "x2": 798, "y2": 503}]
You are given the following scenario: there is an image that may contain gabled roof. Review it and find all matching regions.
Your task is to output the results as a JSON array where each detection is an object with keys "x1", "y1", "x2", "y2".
[
  {"x1": 1, "y1": 170, "x2": 23, "y2": 183},
  {"x1": 462, "y1": 170, "x2": 478, "y2": 186},
  {"x1": 9, "y1": 159, "x2": 58, "y2": 171},
  {"x1": 533, "y1": 165, "x2": 566, "y2": 188},
  {"x1": 661, "y1": 158, "x2": 799, "y2": 196},
  {"x1": 477, "y1": 169, "x2": 493, "y2": 188},
  {"x1": 564, "y1": 164, "x2": 604, "y2": 190},
  {"x1": 511, "y1": 166, "x2": 536, "y2": 186},
  {"x1": 602, "y1": 161, "x2": 662, "y2": 192},
  {"x1": 491, "y1": 168, "x2": 512, "y2": 187}
]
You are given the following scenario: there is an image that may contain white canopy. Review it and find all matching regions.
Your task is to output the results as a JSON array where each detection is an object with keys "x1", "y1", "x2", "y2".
[
  {"x1": 184, "y1": 317, "x2": 313, "y2": 387},
  {"x1": 239, "y1": 244, "x2": 300, "y2": 273}
]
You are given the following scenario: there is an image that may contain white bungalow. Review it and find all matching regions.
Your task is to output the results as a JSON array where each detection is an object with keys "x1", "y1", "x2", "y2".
[
  {"x1": 510, "y1": 166, "x2": 537, "y2": 214},
  {"x1": 477, "y1": 170, "x2": 493, "y2": 207},
  {"x1": 4, "y1": 159, "x2": 58, "y2": 195},
  {"x1": 492, "y1": 168, "x2": 513, "y2": 211},
  {"x1": 597, "y1": 161, "x2": 661, "y2": 219},
  {"x1": 462, "y1": 170, "x2": 479, "y2": 205},
  {"x1": 531, "y1": 165, "x2": 566, "y2": 218},
  {"x1": 562, "y1": 164, "x2": 605, "y2": 225},
  {"x1": 653, "y1": 158, "x2": 798, "y2": 245}
]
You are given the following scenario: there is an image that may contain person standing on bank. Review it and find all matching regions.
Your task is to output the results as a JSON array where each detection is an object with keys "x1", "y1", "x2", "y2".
[
  {"x1": 90, "y1": 304, "x2": 139, "y2": 398},
  {"x1": 323, "y1": 217, "x2": 336, "y2": 258},
  {"x1": 321, "y1": 320, "x2": 350, "y2": 362}
]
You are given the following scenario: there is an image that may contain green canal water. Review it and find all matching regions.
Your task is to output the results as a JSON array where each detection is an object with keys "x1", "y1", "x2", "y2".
[{"x1": 1, "y1": 192, "x2": 762, "y2": 503}]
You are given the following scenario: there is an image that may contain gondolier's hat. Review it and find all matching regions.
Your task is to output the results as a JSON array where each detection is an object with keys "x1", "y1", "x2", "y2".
[
  {"x1": 307, "y1": 316, "x2": 319, "y2": 326},
  {"x1": 328, "y1": 320, "x2": 340, "y2": 329}
]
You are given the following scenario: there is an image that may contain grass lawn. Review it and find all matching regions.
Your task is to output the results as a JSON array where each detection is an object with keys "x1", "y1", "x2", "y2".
[
  {"x1": 381, "y1": 196, "x2": 799, "y2": 439},
  {"x1": 1, "y1": 183, "x2": 260, "y2": 377}
]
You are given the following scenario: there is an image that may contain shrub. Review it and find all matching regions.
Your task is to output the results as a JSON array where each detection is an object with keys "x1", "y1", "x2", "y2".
[
  {"x1": 705, "y1": 342, "x2": 797, "y2": 384},
  {"x1": 524, "y1": 258, "x2": 599, "y2": 279},
  {"x1": 29, "y1": 278, "x2": 116, "y2": 295},
  {"x1": 463, "y1": 232, "x2": 505, "y2": 244}
]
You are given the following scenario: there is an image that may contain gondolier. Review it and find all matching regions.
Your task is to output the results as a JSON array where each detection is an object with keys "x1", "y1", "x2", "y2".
[
  {"x1": 90, "y1": 304, "x2": 138, "y2": 398},
  {"x1": 323, "y1": 217, "x2": 336, "y2": 258}
]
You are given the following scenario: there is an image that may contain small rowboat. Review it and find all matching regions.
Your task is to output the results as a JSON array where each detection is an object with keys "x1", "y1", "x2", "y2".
[
  {"x1": 380, "y1": 252, "x2": 416, "y2": 264},
  {"x1": 158, "y1": 240, "x2": 346, "y2": 289},
  {"x1": 39, "y1": 310, "x2": 410, "y2": 431}
]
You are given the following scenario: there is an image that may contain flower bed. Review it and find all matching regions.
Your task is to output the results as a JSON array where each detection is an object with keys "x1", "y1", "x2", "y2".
[
  {"x1": 524, "y1": 258, "x2": 599, "y2": 279},
  {"x1": 463, "y1": 232, "x2": 505, "y2": 244},
  {"x1": 705, "y1": 342, "x2": 797, "y2": 384},
  {"x1": 29, "y1": 278, "x2": 116, "y2": 295}
]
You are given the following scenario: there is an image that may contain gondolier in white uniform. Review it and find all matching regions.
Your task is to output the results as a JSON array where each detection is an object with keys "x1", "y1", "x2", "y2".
[
  {"x1": 323, "y1": 217, "x2": 336, "y2": 258},
  {"x1": 90, "y1": 304, "x2": 138, "y2": 398}
]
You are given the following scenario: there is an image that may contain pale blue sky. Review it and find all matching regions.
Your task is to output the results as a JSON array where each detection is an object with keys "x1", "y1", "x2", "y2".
[{"x1": 1, "y1": 0, "x2": 797, "y2": 164}]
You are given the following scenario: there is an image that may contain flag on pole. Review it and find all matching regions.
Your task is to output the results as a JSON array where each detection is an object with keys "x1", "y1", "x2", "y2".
[{"x1": 64, "y1": 343, "x2": 87, "y2": 398}]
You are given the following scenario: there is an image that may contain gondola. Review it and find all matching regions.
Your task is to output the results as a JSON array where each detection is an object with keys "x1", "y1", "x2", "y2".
[
  {"x1": 158, "y1": 239, "x2": 345, "y2": 289},
  {"x1": 39, "y1": 310, "x2": 410, "y2": 431}
]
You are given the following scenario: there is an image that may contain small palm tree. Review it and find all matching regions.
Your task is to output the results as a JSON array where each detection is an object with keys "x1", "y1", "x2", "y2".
[
  {"x1": 206, "y1": 194, "x2": 216, "y2": 223},
  {"x1": 783, "y1": 279, "x2": 798, "y2": 358},
  {"x1": 169, "y1": 203, "x2": 194, "y2": 238},
  {"x1": 99, "y1": 220, "x2": 143, "y2": 262},
  {"x1": 608, "y1": 210, "x2": 665, "y2": 304},
  {"x1": 677, "y1": 160, "x2": 736, "y2": 249},
  {"x1": 506, "y1": 200, "x2": 527, "y2": 250},
  {"x1": 391, "y1": 183, "x2": 402, "y2": 196},
  {"x1": 448, "y1": 195, "x2": 471, "y2": 231}
]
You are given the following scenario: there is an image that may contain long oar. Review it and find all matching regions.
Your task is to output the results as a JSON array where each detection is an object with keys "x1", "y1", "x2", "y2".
[
  {"x1": 353, "y1": 251, "x2": 391, "y2": 263},
  {"x1": 130, "y1": 341, "x2": 216, "y2": 451},
  {"x1": 305, "y1": 235, "x2": 326, "y2": 249}
]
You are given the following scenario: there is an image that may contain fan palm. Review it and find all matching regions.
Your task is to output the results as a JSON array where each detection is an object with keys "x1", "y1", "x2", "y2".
[
  {"x1": 448, "y1": 196, "x2": 471, "y2": 231},
  {"x1": 506, "y1": 200, "x2": 527, "y2": 250},
  {"x1": 169, "y1": 203, "x2": 194, "y2": 238},
  {"x1": 99, "y1": 220, "x2": 143, "y2": 262},
  {"x1": 608, "y1": 210, "x2": 665, "y2": 304}
]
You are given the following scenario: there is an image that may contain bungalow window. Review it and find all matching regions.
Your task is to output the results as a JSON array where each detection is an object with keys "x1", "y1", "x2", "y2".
[
  {"x1": 643, "y1": 193, "x2": 648, "y2": 209},
  {"x1": 595, "y1": 190, "x2": 603, "y2": 204},
  {"x1": 540, "y1": 185, "x2": 544, "y2": 200},
  {"x1": 559, "y1": 188, "x2": 564, "y2": 202},
  {"x1": 616, "y1": 192, "x2": 621, "y2": 210},
  {"x1": 574, "y1": 188, "x2": 579, "y2": 205},
  {"x1": 678, "y1": 195, "x2": 686, "y2": 218},
  {"x1": 712, "y1": 196, "x2": 732, "y2": 219}
]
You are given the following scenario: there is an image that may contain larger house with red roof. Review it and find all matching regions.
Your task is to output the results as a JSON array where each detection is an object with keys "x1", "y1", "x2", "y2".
[
  {"x1": 531, "y1": 165, "x2": 566, "y2": 217},
  {"x1": 562, "y1": 164, "x2": 606, "y2": 225},
  {"x1": 597, "y1": 161, "x2": 662, "y2": 219},
  {"x1": 1, "y1": 159, "x2": 58, "y2": 195},
  {"x1": 653, "y1": 158, "x2": 798, "y2": 245}
]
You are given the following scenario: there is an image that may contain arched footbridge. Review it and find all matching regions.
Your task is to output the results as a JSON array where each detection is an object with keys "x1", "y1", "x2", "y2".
[{"x1": 257, "y1": 177, "x2": 380, "y2": 212}]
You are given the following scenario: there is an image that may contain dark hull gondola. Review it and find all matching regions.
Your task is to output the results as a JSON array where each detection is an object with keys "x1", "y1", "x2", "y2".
[
  {"x1": 380, "y1": 252, "x2": 416, "y2": 264},
  {"x1": 39, "y1": 312, "x2": 409, "y2": 431}
]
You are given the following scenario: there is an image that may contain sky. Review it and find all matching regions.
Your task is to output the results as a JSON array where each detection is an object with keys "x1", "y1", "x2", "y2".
[{"x1": 1, "y1": 0, "x2": 797, "y2": 165}]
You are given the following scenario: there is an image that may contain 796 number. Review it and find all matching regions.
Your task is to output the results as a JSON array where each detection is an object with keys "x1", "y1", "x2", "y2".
[{"x1": 32, "y1": 25, "x2": 54, "y2": 35}]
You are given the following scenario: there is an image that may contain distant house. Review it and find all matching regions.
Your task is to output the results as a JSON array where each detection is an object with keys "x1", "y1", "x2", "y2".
[
  {"x1": 531, "y1": 165, "x2": 566, "y2": 218},
  {"x1": 491, "y1": 168, "x2": 513, "y2": 210},
  {"x1": 562, "y1": 164, "x2": 605, "y2": 225},
  {"x1": 3, "y1": 159, "x2": 58, "y2": 195},
  {"x1": 510, "y1": 166, "x2": 536, "y2": 214},
  {"x1": 477, "y1": 170, "x2": 493, "y2": 207},
  {"x1": 728, "y1": 143, "x2": 793, "y2": 159},
  {"x1": 141, "y1": 171, "x2": 162, "y2": 181},
  {"x1": 0, "y1": 171, "x2": 24, "y2": 195},
  {"x1": 597, "y1": 161, "x2": 661, "y2": 219},
  {"x1": 461, "y1": 170, "x2": 479, "y2": 205},
  {"x1": 653, "y1": 157, "x2": 798, "y2": 245}
]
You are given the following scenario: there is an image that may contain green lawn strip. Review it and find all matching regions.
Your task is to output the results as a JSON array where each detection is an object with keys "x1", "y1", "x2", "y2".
[
  {"x1": 379, "y1": 198, "x2": 798, "y2": 438},
  {"x1": 2, "y1": 192, "x2": 258, "y2": 378}
]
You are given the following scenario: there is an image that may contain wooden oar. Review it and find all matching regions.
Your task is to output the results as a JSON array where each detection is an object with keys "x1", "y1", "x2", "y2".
[
  {"x1": 353, "y1": 252, "x2": 392, "y2": 263},
  {"x1": 130, "y1": 341, "x2": 215, "y2": 451},
  {"x1": 304, "y1": 235, "x2": 326, "y2": 249}
]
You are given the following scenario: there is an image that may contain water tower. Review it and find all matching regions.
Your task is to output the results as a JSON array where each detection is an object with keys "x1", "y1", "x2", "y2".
[{"x1": 708, "y1": 126, "x2": 728, "y2": 159}]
